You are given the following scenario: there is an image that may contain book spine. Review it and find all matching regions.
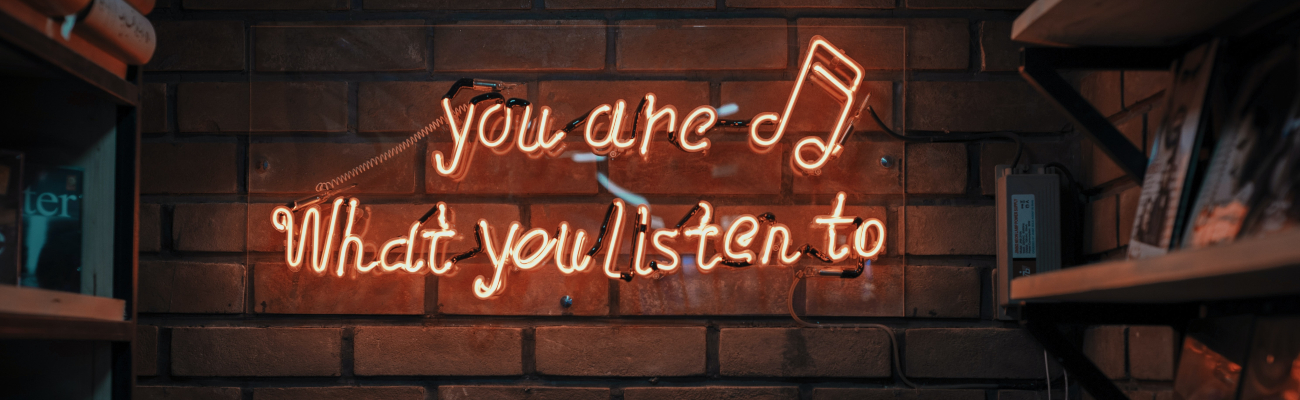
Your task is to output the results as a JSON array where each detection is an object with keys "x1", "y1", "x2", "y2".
[{"x1": 74, "y1": 0, "x2": 155, "y2": 65}]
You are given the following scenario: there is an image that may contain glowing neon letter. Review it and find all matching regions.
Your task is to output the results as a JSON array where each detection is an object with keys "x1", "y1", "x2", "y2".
[
  {"x1": 772, "y1": 36, "x2": 864, "y2": 173},
  {"x1": 683, "y1": 201, "x2": 722, "y2": 271},
  {"x1": 632, "y1": 205, "x2": 653, "y2": 276},
  {"x1": 600, "y1": 199, "x2": 627, "y2": 279},
  {"x1": 760, "y1": 223, "x2": 802, "y2": 265},
  {"x1": 420, "y1": 202, "x2": 456, "y2": 274},
  {"x1": 853, "y1": 218, "x2": 886, "y2": 258},
  {"x1": 513, "y1": 227, "x2": 556, "y2": 270},
  {"x1": 678, "y1": 106, "x2": 717, "y2": 153},
  {"x1": 433, "y1": 98, "x2": 477, "y2": 177},
  {"x1": 478, "y1": 103, "x2": 510, "y2": 149},
  {"x1": 554, "y1": 222, "x2": 593, "y2": 274},
  {"x1": 722, "y1": 215, "x2": 759, "y2": 264},
  {"x1": 650, "y1": 229, "x2": 680, "y2": 271},
  {"x1": 338, "y1": 198, "x2": 379, "y2": 276},
  {"x1": 474, "y1": 220, "x2": 519, "y2": 299},
  {"x1": 813, "y1": 192, "x2": 855, "y2": 262},
  {"x1": 639, "y1": 93, "x2": 677, "y2": 157}
]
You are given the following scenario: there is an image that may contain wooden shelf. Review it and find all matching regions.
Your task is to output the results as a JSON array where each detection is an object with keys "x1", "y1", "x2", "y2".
[
  {"x1": 0, "y1": 285, "x2": 126, "y2": 322},
  {"x1": 0, "y1": 313, "x2": 132, "y2": 341},
  {"x1": 1012, "y1": 0, "x2": 1272, "y2": 47},
  {"x1": 1011, "y1": 229, "x2": 1300, "y2": 303},
  {"x1": 0, "y1": 2, "x2": 137, "y2": 106}
]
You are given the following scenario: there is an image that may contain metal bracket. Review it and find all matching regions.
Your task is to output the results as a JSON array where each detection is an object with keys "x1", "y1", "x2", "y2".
[{"x1": 1019, "y1": 47, "x2": 1183, "y2": 182}]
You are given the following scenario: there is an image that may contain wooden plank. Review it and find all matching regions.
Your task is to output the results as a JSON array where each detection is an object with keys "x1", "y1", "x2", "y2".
[
  {"x1": 0, "y1": 0, "x2": 137, "y2": 105},
  {"x1": 1012, "y1": 229, "x2": 1300, "y2": 303},
  {"x1": 1012, "y1": 0, "x2": 1262, "y2": 47},
  {"x1": 0, "y1": 313, "x2": 132, "y2": 341},
  {"x1": 0, "y1": 285, "x2": 125, "y2": 321}
]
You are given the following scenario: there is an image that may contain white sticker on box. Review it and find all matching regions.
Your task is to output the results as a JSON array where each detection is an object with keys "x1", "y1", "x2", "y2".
[{"x1": 1011, "y1": 194, "x2": 1036, "y2": 258}]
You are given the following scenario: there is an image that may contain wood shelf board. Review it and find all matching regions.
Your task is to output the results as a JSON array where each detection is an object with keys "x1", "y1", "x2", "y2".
[
  {"x1": 0, "y1": 313, "x2": 132, "y2": 341},
  {"x1": 1011, "y1": 229, "x2": 1300, "y2": 303},
  {"x1": 0, "y1": 285, "x2": 125, "y2": 321},
  {"x1": 0, "y1": 2, "x2": 137, "y2": 106},
  {"x1": 1012, "y1": 0, "x2": 1264, "y2": 47}
]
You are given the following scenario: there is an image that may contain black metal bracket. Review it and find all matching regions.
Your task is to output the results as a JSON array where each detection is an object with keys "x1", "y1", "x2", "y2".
[{"x1": 1019, "y1": 47, "x2": 1183, "y2": 182}]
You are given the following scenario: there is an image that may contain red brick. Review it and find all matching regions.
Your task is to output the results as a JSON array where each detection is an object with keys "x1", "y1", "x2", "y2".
[
  {"x1": 806, "y1": 18, "x2": 966, "y2": 71},
  {"x1": 1079, "y1": 71, "x2": 1122, "y2": 118},
  {"x1": 999, "y1": 390, "x2": 1048, "y2": 400},
  {"x1": 184, "y1": 0, "x2": 348, "y2": 9},
  {"x1": 435, "y1": 20, "x2": 604, "y2": 71},
  {"x1": 365, "y1": 0, "x2": 529, "y2": 9},
  {"x1": 793, "y1": 141, "x2": 905, "y2": 195},
  {"x1": 249, "y1": 143, "x2": 417, "y2": 194},
  {"x1": 249, "y1": 82, "x2": 348, "y2": 132},
  {"x1": 979, "y1": 141, "x2": 1080, "y2": 196},
  {"x1": 1146, "y1": 103, "x2": 1164, "y2": 152},
  {"x1": 142, "y1": 83, "x2": 167, "y2": 134},
  {"x1": 906, "y1": 143, "x2": 967, "y2": 194},
  {"x1": 906, "y1": 0, "x2": 1032, "y2": 8},
  {"x1": 904, "y1": 265, "x2": 980, "y2": 318},
  {"x1": 253, "y1": 387, "x2": 425, "y2": 400},
  {"x1": 804, "y1": 261, "x2": 904, "y2": 317},
  {"x1": 1123, "y1": 71, "x2": 1171, "y2": 107},
  {"x1": 255, "y1": 21, "x2": 426, "y2": 72},
  {"x1": 905, "y1": 206, "x2": 995, "y2": 255},
  {"x1": 720, "y1": 328, "x2": 890, "y2": 377},
  {"x1": 904, "y1": 328, "x2": 1049, "y2": 379},
  {"x1": 140, "y1": 203, "x2": 161, "y2": 252},
  {"x1": 141, "y1": 143, "x2": 238, "y2": 194},
  {"x1": 548, "y1": 0, "x2": 712, "y2": 8},
  {"x1": 1129, "y1": 325, "x2": 1176, "y2": 380},
  {"x1": 171, "y1": 327, "x2": 341, "y2": 376},
  {"x1": 814, "y1": 388, "x2": 984, "y2": 400},
  {"x1": 1086, "y1": 195, "x2": 1118, "y2": 254},
  {"x1": 426, "y1": 143, "x2": 599, "y2": 195},
  {"x1": 353, "y1": 326, "x2": 522, "y2": 376},
  {"x1": 148, "y1": 21, "x2": 245, "y2": 71},
  {"x1": 139, "y1": 261, "x2": 246, "y2": 314},
  {"x1": 607, "y1": 141, "x2": 781, "y2": 195},
  {"x1": 540, "y1": 80, "x2": 709, "y2": 126},
  {"x1": 253, "y1": 262, "x2": 423, "y2": 315},
  {"x1": 618, "y1": 19, "x2": 786, "y2": 71},
  {"x1": 135, "y1": 387, "x2": 242, "y2": 400},
  {"x1": 439, "y1": 386, "x2": 609, "y2": 400},
  {"x1": 1087, "y1": 115, "x2": 1143, "y2": 187},
  {"x1": 1119, "y1": 185, "x2": 1140, "y2": 245},
  {"x1": 248, "y1": 202, "x2": 519, "y2": 254},
  {"x1": 439, "y1": 262, "x2": 608, "y2": 316},
  {"x1": 176, "y1": 83, "x2": 247, "y2": 133},
  {"x1": 729, "y1": 0, "x2": 892, "y2": 7},
  {"x1": 173, "y1": 203, "x2": 246, "y2": 252},
  {"x1": 136, "y1": 325, "x2": 158, "y2": 376},
  {"x1": 980, "y1": 20, "x2": 1018, "y2": 72},
  {"x1": 358, "y1": 81, "x2": 528, "y2": 133},
  {"x1": 534, "y1": 326, "x2": 705, "y2": 376},
  {"x1": 1082, "y1": 325, "x2": 1127, "y2": 379},
  {"x1": 720, "y1": 80, "x2": 895, "y2": 133},
  {"x1": 908, "y1": 81, "x2": 1070, "y2": 132},
  {"x1": 625, "y1": 387, "x2": 798, "y2": 400}
]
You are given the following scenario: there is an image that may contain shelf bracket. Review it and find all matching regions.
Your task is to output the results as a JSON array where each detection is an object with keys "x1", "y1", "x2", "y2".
[{"x1": 1019, "y1": 47, "x2": 1182, "y2": 182}]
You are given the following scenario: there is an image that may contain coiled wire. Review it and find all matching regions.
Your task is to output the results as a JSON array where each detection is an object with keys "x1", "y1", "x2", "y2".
[{"x1": 315, "y1": 103, "x2": 472, "y2": 192}]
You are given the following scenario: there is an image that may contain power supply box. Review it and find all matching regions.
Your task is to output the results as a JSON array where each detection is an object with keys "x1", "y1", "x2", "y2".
[{"x1": 995, "y1": 164, "x2": 1062, "y2": 320}]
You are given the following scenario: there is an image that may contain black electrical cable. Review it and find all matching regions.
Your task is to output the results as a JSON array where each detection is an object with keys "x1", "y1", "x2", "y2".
[{"x1": 866, "y1": 105, "x2": 1023, "y2": 168}]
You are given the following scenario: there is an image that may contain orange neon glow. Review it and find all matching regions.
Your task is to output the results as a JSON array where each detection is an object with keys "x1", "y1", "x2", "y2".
[
  {"x1": 338, "y1": 198, "x2": 379, "y2": 275},
  {"x1": 600, "y1": 199, "x2": 627, "y2": 279},
  {"x1": 813, "y1": 192, "x2": 855, "y2": 262},
  {"x1": 585, "y1": 100, "x2": 635, "y2": 151},
  {"x1": 420, "y1": 202, "x2": 456, "y2": 274},
  {"x1": 474, "y1": 220, "x2": 520, "y2": 299},
  {"x1": 378, "y1": 221, "x2": 423, "y2": 272},
  {"x1": 748, "y1": 112, "x2": 781, "y2": 148},
  {"x1": 639, "y1": 93, "x2": 677, "y2": 157},
  {"x1": 513, "y1": 227, "x2": 556, "y2": 270},
  {"x1": 433, "y1": 98, "x2": 477, "y2": 177},
  {"x1": 632, "y1": 205, "x2": 653, "y2": 276},
  {"x1": 683, "y1": 201, "x2": 722, "y2": 271},
  {"x1": 774, "y1": 36, "x2": 864, "y2": 173},
  {"x1": 553, "y1": 222, "x2": 593, "y2": 274},
  {"x1": 760, "y1": 223, "x2": 802, "y2": 265},
  {"x1": 678, "y1": 106, "x2": 717, "y2": 153},
  {"x1": 650, "y1": 229, "x2": 680, "y2": 271},
  {"x1": 722, "y1": 215, "x2": 760, "y2": 264},
  {"x1": 853, "y1": 217, "x2": 886, "y2": 258},
  {"x1": 478, "y1": 103, "x2": 510, "y2": 149},
  {"x1": 272, "y1": 205, "x2": 318, "y2": 271},
  {"x1": 519, "y1": 106, "x2": 563, "y2": 154}
]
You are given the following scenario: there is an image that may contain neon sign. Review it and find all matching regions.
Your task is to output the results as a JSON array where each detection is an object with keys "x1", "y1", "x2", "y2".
[{"x1": 270, "y1": 35, "x2": 886, "y2": 300}]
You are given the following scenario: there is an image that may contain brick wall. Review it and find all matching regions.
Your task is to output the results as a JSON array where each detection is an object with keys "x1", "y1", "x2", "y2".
[{"x1": 134, "y1": 0, "x2": 1125, "y2": 399}]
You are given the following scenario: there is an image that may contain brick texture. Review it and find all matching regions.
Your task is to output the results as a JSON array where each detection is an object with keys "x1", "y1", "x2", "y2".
[
  {"x1": 254, "y1": 262, "x2": 424, "y2": 315},
  {"x1": 729, "y1": 0, "x2": 893, "y2": 7},
  {"x1": 253, "y1": 387, "x2": 425, "y2": 400},
  {"x1": 904, "y1": 265, "x2": 981, "y2": 318},
  {"x1": 906, "y1": 0, "x2": 1032, "y2": 8},
  {"x1": 979, "y1": 141, "x2": 1081, "y2": 196},
  {"x1": 171, "y1": 328, "x2": 342, "y2": 376},
  {"x1": 793, "y1": 141, "x2": 904, "y2": 195},
  {"x1": 799, "y1": 19, "x2": 967, "y2": 71},
  {"x1": 1086, "y1": 194, "x2": 1118, "y2": 254},
  {"x1": 176, "y1": 82, "x2": 247, "y2": 133},
  {"x1": 719, "y1": 328, "x2": 891, "y2": 377},
  {"x1": 141, "y1": 143, "x2": 238, "y2": 194},
  {"x1": 439, "y1": 386, "x2": 609, "y2": 400},
  {"x1": 618, "y1": 19, "x2": 787, "y2": 70},
  {"x1": 135, "y1": 387, "x2": 242, "y2": 400},
  {"x1": 814, "y1": 388, "x2": 984, "y2": 400},
  {"x1": 607, "y1": 141, "x2": 781, "y2": 195},
  {"x1": 1087, "y1": 115, "x2": 1144, "y2": 187},
  {"x1": 1129, "y1": 325, "x2": 1177, "y2": 380},
  {"x1": 439, "y1": 262, "x2": 609, "y2": 316},
  {"x1": 353, "y1": 326, "x2": 523, "y2": 376},
  {"x1": 1123, "y1": 71, "x2": 1171, "y2": 107},
  {"x1": 720, "y1": 80, "x2": 895, "y2": 133},
  {"x1": 535, "y1": 326, "x2": 706, "y2": 376},
  {"x1": 980, "y1": 20, "x2": 1018, "y2": 72},
  {"x1": 1119, "y1": 185, "x2": 1141, "y2": 245},
  {"x1": 139, "y1": 261, "x2": 245, "y2": 313},
  {"x1": 905, "y1": 206, "x2": 995, "y2": 255},
  {"x1": 1079, "y1": 71, "x2": 1123, "y2": 118},
  {"x1": 136, "y1": 325, "x2": 158, "y2": 376},
  {"x1": 358, "y1": 81, "x2": 527, "y2": 132},
  {"x1": 148, "y1": 21, "x2": 245, "y2": 71},
  {"x1": 426, "y1": 143, "x2": 599, "y2": 195},
  {"x1": 624, "y1": 387, "x2": 798, "y2": 400},
  {"x1": 250, "y1": 143, "x2": 417, "y2": 194},
  {"x1": 1082, "y1": 325, "x2": 1127, "y2": 379},
  {"x1": 906, "y1": 143, "x2": 968, "y2": 194},
  {"x1": 178, "y1": 82, "x2": 348, "y2": 133},
  {"x1": 142, "y1": 83, "x2": 167, "y2": 134},
  {"x1": 140, "y1": 203, "x2": 161, "y2": 252},
  {"x1": 364, "y1": 0, "x2": 530, "y2": 9},
  {"x1": 435, "y1": 21, "x2": 605, "y2": 71},
  {"x1": 804, "y1": 261, "x2": 904, "y2": 317},
  {"x1": 173, "y1": 203, "x2": 246, "y2": 252},
  {"x1": 185, "y1": 0, "x2": 348, "y2": 9},
  {"x1": 255, "y1": 21, "x2": 426, "y2": 71},
  {"x1": 548, "y1": 0, "x2": 713, "y2": 8},
  {"x1": 908, "y1": 81, "x2": 1069, "y2": 132},
  {"x1": 248, "y1": 202, "x2": 520, "y2": 254},
  {"x1": 905, "y1": 328, "x2": 1049, "y2": 379}
]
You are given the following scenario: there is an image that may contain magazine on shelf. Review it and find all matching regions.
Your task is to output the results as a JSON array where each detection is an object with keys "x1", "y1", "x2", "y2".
[{"x1": 18, "y1": 166, "x2": 82, "y2": 293}]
